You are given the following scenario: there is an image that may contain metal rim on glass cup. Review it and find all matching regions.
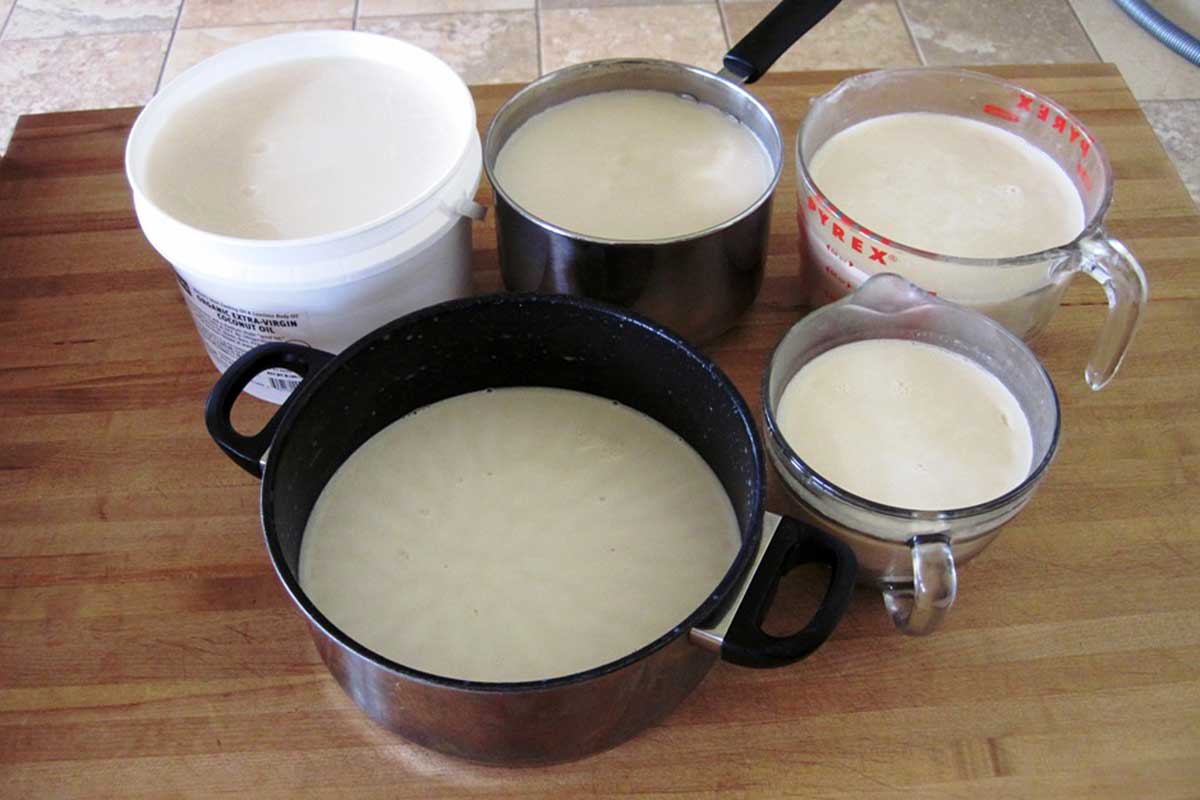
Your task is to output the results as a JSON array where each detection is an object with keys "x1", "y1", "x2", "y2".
[
  {"x1": 794, "y1": 67, "x2": 1148, "y2": 391},
  {"x1": 762, "y1": 273, "x2": 1062, "y2": 636}
]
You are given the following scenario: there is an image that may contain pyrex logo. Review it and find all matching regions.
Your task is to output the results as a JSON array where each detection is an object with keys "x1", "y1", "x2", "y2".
[
  {"x1": 803, "y1": 195, "x2": 891, "y2": 265},
  {"x1": 1015, "y1": 93, "x2": 1091, "y2": 157},
  {"x1": 984, "y1": 92, "x2": 1096, "y2": 192}
]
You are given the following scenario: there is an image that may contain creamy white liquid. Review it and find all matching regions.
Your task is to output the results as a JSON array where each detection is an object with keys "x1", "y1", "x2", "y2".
[
  {"x1": 808, "y1": 112, "x2": 1085, "y2": 260},
  {"x1": 777, "y1": 340, "x2": 1034, "y2": 510},
  {"x1": 146, "y1": 57, "x2": 465, "y2": 239},
  {"x1": 299, "y1": 387, "x2": 741, "y2": 682},
  {"x1": 493, "y1": 90, "x2": 774, "y2": 241}
]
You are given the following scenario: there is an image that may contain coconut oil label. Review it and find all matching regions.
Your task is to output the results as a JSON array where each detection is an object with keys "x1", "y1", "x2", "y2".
[{"x1": 175, "y1": 274, "x2": 309, "y2": 400}]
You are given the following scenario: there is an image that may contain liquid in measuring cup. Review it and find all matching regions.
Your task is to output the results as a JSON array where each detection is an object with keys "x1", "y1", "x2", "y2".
[
  {"x1": 795, "y1": 69, "x2": 1147, "y2": 391},
  {"x1": 776, "y1": 338, "x2": 1034, "y2": 511},
  {"x1": 799, "y1": 111, "x2": 1086, "y2": 330},
  {"x1": 808, "y1": 113, "x2": 1084, "y2": 260}
]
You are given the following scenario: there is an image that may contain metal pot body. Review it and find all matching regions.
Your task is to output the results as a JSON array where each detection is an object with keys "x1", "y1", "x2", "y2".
[
  {"x1": 206, "y1": 293, "x2": 855, "y2": 765},
  {"x1": 484, "y1": 60, "x2": 783, "y2": 343},
  {"x1": 313, "y1": 620, "x2": 716, "y2": 764}
]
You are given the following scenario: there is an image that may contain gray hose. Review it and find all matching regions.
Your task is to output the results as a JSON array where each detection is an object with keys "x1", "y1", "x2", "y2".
[{"x1": 1113, "y1": 0, "x2": 1200, "y2": 65}]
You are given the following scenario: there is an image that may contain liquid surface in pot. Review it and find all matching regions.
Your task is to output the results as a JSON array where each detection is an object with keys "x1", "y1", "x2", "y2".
[
  {"x1": 808, "y1": 112, "x2": 1085, "y2": 260},
  {"x1": 493, "y1": 90, "x2": 774, "y2": 240},
  {"x1": 145, "y1": 57, "x2": 466, "y2": 239},
  {"x1": 299, "y1": 387, "x2": 741, "y2": 682},
  {"x1": 776, "y1": 339, "x2": 1034, "y2": 511}
]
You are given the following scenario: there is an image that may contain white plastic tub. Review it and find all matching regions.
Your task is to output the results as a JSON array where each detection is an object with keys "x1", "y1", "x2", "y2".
[{"x1": 126, "y1": 31, "x2": 483, "y2": 403}]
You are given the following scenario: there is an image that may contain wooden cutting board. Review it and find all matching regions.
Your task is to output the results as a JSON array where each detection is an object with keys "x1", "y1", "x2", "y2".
[{"x1": 1, "y1": 64, "x2": 1197, "y2": 798}]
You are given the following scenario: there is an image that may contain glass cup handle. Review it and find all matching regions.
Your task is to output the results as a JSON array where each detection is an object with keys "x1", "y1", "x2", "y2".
[
  {"x1": 1075, "y1": 231, "x2": 1149, "y2": 390},
  {"x1": 881, "y1": 535, "x2": 957, "y2": 636}
]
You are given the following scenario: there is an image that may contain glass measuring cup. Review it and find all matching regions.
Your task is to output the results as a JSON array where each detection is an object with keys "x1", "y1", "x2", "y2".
[
  {"x1": 763, "y1": 274, "x2": 1060, "y2": 635},
  {"x1": 795, "y1": 68, "x2": 1148, "y2": 390}
]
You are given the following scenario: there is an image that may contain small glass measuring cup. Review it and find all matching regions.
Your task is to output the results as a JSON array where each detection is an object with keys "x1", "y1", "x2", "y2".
[
  {"x1": 763, "y1": 274, "x2": 1060, "y2": 635},
  {"x1": 795, "y1": 68, "x2": 1148, "y2": 390}
]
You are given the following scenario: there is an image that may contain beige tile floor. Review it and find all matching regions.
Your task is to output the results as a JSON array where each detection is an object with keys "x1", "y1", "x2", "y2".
[{"x1": 0, "y1": 0, "x2": 1196, "y2": 205}]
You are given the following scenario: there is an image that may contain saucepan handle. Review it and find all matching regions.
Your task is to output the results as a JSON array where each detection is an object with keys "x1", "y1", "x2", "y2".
[
  {"x1": 692, "y1": 513, "x2": 856, "y2": 667},
  {"x1": 722, "y1": 0, "x2": 843, "y2": 84},
  {"x1": 204, "y1": 342, "x2": 334, "y2": 478}
]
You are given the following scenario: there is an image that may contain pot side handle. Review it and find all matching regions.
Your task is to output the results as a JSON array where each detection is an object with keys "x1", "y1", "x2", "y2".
[
  {"x1": 204, "y1": 342, "x2": 334, "y2": 479},
  {"x1": 692, "y1": 512, "x2": 856, "y2": 668}
]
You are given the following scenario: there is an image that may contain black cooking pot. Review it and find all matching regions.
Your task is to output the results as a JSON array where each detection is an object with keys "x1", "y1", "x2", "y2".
[{"x1": 206, "y1": 293, "x2": 856, "y2": 765}]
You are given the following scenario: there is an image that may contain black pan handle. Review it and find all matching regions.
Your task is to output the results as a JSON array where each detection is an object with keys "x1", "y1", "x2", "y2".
[
  {"x1": 723, "y1": 0, "x2": 843, "y2": 84},
  {"x1": 718, "y1": 514, "x2": 856, "y2": 668},
  {"x1": 204, "y1": 342, "x2": 334, "y2": 479}
]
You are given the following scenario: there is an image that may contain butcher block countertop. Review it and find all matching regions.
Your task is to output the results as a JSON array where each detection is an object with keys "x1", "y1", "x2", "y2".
[{"x1": 1, "y1": 64, "x2": 1198, "y2": 798}]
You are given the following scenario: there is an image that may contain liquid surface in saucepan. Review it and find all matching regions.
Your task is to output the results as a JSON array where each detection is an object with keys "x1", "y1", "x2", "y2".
[
  {"x1": 808, "y1": 112, "x2": 1085, "y2": 260},
  {"x1": 493, "y1": 90, "x2": 774, "y2": 240},
  {"x1": 299, "y1": 387, "x2": 741, "y2": 682},
  {"x1": 777, "y1": 339, "x2": 1034, "y2": 511}
]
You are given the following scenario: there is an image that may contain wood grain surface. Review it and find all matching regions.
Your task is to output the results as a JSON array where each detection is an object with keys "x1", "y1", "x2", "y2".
[{"x1": 1, "y1": 64, "x2": 1198, "y2": 798}]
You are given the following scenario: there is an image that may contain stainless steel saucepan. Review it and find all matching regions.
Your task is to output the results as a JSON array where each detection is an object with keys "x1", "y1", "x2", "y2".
[{"x1": 484, "y1": 1, "x2": 842, "y2": 342}]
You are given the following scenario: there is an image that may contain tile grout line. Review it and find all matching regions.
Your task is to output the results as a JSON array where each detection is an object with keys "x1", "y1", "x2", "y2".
[
  {"x1": 7, "y1": 13, "x2": 358, "y2": 42},
  {"x1": 535, "y1": 0, "x2": 543, "y2": 76},
  {"x1": 356, "y1": 9, "x2": 530, "y2": 27},
  {"x1": 1062, "y1": 0, "x2": 1104, "y2": 63},
  {"x1": 505, "y1": 0, "x2": 712, "y2": 13},
  {"x1": 716, "y1": 0, "x2": 731, "y2": 49},
  {"x1": 0, "y1": 27, "x2": 182, "y2": 44},
  {"x1": 154, "y1": 0, "x2": 187, "y2": 93},
  {"x1": 540, "y1": 0, "x2": 710, "y2": 6},
  {"x1": 0, "y1": 0, "x2": 18, "y2": 40},
  {"x1": 891, "y1": 0, "x2": 927, "y2": 66}
]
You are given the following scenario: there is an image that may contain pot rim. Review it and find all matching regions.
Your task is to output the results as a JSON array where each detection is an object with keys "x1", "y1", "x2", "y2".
[
  {"x1": 259, "y1": 292, "x2": 767, "y2": 693},
  {"x1": 482, "y1": 58, "x2": 785, "y2": 247}
]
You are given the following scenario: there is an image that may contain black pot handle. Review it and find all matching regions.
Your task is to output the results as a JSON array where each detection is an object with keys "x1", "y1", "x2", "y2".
[
  {"x1": 699, "y1": 514, "x2": 856, "y2": 668},
  {"x1": 723, "y1": 0, "x2": 843, "y2": 84},
  {"x1": 204, "y1": 342, "x2": 334, "y2": 479}
]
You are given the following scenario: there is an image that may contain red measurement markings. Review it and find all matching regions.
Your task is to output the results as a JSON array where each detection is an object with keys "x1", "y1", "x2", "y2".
[
  {"x1": 820, "y1": 249, "x2": 855, "y2": 290},
  {"x1": 983, "y1": 104, "x2": 1020, "y2": 123},
  {"x1": 989, "y1": 92, "x2": 1097, "y2": 195},
  {"x1": 803, "y1": 195, "x2": 890, "y2": 264},
  {"x1": 1074, "y1": 161, "x2": 1093, "y2": 191},
  {"x1": 1014, "y1": 92, "x2": 1093, "y2": 159}
]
